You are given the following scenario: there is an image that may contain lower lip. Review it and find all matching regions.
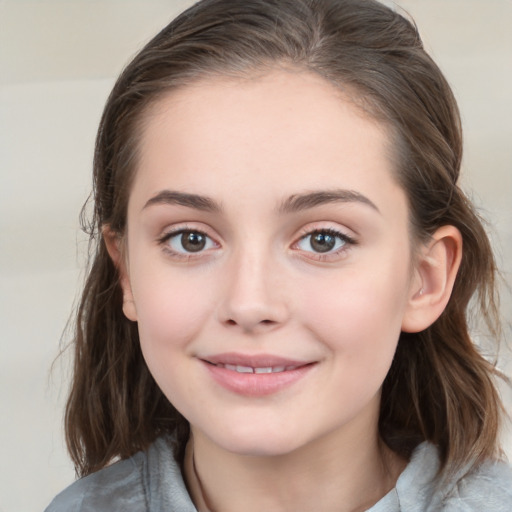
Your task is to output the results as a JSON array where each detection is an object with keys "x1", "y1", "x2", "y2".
[{"x1": 202, "y1": 361, "x2": 315, "y2": 397}]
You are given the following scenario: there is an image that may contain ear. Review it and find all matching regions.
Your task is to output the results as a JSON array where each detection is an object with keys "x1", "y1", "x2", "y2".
[
  {"x1": 401, "y1": 225, "x2": 462, "y2": 333},
  {"x1": 103, "y1": 226, "x2": 138, "y2": 322}
]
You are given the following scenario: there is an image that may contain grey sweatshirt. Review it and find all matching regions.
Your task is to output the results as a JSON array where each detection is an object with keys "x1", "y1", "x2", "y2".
[{"x1": 45, "y1": 437, "x2": 512, "y2": 511}]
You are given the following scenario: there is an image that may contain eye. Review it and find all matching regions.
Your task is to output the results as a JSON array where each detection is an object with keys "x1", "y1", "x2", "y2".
[
  {"x1": 164, "y1": 229, "x2": 216, "y2": 254},
  {"x1": 296, "y1": 229, "x2": 352, "y2": 254}
]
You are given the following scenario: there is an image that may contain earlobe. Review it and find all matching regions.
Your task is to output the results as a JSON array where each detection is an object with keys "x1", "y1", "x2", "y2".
[
  {"x1": 401, "y1": 225, "x2": 462, "y2": 333},
  {"x1": 103, "y1": 226, "x2": 138, "y2": 322}
]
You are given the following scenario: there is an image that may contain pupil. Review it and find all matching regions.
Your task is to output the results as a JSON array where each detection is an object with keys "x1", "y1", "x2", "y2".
[
  {"x1": 181, "y1": 231, "x2": 206, "y2": 252},
  {"x1": 311, "y1": 232, "x2": 335, "y2": 253}
]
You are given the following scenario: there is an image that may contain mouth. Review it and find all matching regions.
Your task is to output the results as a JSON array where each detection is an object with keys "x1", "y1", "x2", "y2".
[
  {"x1": 206, "y1": 362, "x2": 304, "y2": 374},
  {"x1": 200, "y1": 353, "x2": 316, "y2": 396}
]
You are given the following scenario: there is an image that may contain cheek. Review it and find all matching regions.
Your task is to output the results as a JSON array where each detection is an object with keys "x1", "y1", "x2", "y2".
[
  {"x1": 129, "y1": 264, "x2": 217, "y2": 356},
  {"x1": 129, "y1": 269, "x2": 219, "y2": 414},
  {"x1": 298, "y1": 261, "x2": 410, "y2": 365}
]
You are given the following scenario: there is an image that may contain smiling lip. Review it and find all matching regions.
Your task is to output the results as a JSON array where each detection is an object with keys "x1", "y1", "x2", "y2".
[{"x1": 200, "y1": 352, "x2": 316, "y2": 397}]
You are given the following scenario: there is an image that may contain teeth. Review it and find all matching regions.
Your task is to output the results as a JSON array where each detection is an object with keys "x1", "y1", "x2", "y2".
[
  {"x1": 254, "y1": 367, "x2": 273, "y2": 374},
  {"x1": 218, "y1": 364, "x2": 293, "y2": 374},
  {"x1": 236, "y1": 365, "x2": 253, "y2": 373}
]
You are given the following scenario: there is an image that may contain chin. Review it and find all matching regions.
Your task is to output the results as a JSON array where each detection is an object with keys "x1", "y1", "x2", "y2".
[
  {"x1": 225, "y1": 439, "x2": 300, "y2": 458},
  {"x1": 208, "y1": 423, "x2": 309, "y2": 458}
]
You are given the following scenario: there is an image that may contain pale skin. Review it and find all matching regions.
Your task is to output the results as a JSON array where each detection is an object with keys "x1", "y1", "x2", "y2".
[{"x1": 105, "y1": 69, "x2": 462, "y2": 512}]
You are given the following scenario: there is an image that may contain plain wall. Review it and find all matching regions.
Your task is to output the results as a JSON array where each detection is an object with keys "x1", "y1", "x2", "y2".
[{"x1": 0, "y1": 1, "x2": 510, "y2": 510}]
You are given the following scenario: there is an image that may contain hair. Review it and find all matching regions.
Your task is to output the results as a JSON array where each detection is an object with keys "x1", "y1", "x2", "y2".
[{"x1": 65, "y1": 0, "x2": 505, "y2": 479}]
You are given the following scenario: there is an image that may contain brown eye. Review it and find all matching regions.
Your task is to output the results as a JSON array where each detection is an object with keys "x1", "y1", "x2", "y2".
[
  {"x1": 164, "y1": 229, "x2": 215, "y2": 254},
  {"x1": 296, "y1": 229, "x2": 351, "y2": 255},
  {"x1": 181, "y1": 231, "x2": 206, "y2": 252},
  {"x1": 310, "y1": 232, "x2": 337, "y2": 253}
]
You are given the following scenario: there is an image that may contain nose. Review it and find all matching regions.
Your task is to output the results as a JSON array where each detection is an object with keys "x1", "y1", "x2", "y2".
[{"x1": 216, "y1": 247, "x2": 289, "y2": 333}]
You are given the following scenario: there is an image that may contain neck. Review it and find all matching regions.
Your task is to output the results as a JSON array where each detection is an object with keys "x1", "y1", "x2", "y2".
[{"x1": 184, "y1": 424, "x2": 406, "y2": 512}]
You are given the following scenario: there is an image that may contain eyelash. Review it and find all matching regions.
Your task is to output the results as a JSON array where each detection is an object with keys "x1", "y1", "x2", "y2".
[
  {"x1": 294, "y1": 228, "x2": 356, "y2": 261},
  {"x1": 157, "y1": 227, "x2": 218, "y2": 260},
  {"x1": 157, "y1": 226, "x2": 356, "y2": 261}
]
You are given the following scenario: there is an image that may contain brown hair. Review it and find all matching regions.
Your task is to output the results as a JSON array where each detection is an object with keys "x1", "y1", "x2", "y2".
[{"x1": 65, "y1": 0, "x2": 504, "y2": 478}]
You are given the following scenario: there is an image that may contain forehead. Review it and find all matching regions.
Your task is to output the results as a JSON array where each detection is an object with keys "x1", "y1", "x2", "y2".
[{"x1": 131, "y1": 69, "x2": 405, "y2": 219}]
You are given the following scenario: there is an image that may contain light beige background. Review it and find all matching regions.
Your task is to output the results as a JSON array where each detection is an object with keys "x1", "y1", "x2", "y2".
[{"x1": 0, "y1": 1, "x2": 511, "y2": 511}]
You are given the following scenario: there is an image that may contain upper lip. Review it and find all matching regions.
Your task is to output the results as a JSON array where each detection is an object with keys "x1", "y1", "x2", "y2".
[{"x1": 201, "y1": 352, "x2": 312, "y2": 368}]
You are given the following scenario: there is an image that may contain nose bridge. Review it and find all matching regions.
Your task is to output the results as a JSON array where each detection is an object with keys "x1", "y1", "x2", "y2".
[{"x1": 217, "y1": 238, "x2": 288, "y2": 331}]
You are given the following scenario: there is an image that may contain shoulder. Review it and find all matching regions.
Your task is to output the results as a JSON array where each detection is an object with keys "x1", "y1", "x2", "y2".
[
  {"x1": 395, "y1": 442, "x2": 512, "y2": 512},
  {"x1": 44, "y1": 436, "x2": 196, "y2": 512},
  {"x1": 44, "y1": 450, "x2": 148, "y2": 512},
  {"x1": 442, "y1": 457, "x2": 512, "y2": 511}
]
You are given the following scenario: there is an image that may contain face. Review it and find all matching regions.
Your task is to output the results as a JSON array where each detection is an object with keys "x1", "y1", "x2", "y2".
[{"x1": 118, "y1": 70, "x2": 419, "y2": 457}]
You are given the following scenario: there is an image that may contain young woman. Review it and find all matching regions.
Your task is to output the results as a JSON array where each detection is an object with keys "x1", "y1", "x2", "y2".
[{"x1": 46, "y1": 0, "x2": 512, "y2": 510}]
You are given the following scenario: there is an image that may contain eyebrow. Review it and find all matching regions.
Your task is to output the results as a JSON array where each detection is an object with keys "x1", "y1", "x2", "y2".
[
  {"x1": 278, "y1": 189, "x2": 380, "y2": 214},
  {"x1": 143, "y1": 190, "x2": 221, "y2": 212},
  {"x1": 142, "y1": 188, "x2": 379, "y2": 215}
]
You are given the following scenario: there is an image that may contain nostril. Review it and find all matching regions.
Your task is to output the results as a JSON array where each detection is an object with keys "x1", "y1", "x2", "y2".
[{"x1": 224, "y1": 318, "x2": 275, "y2": 328}]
